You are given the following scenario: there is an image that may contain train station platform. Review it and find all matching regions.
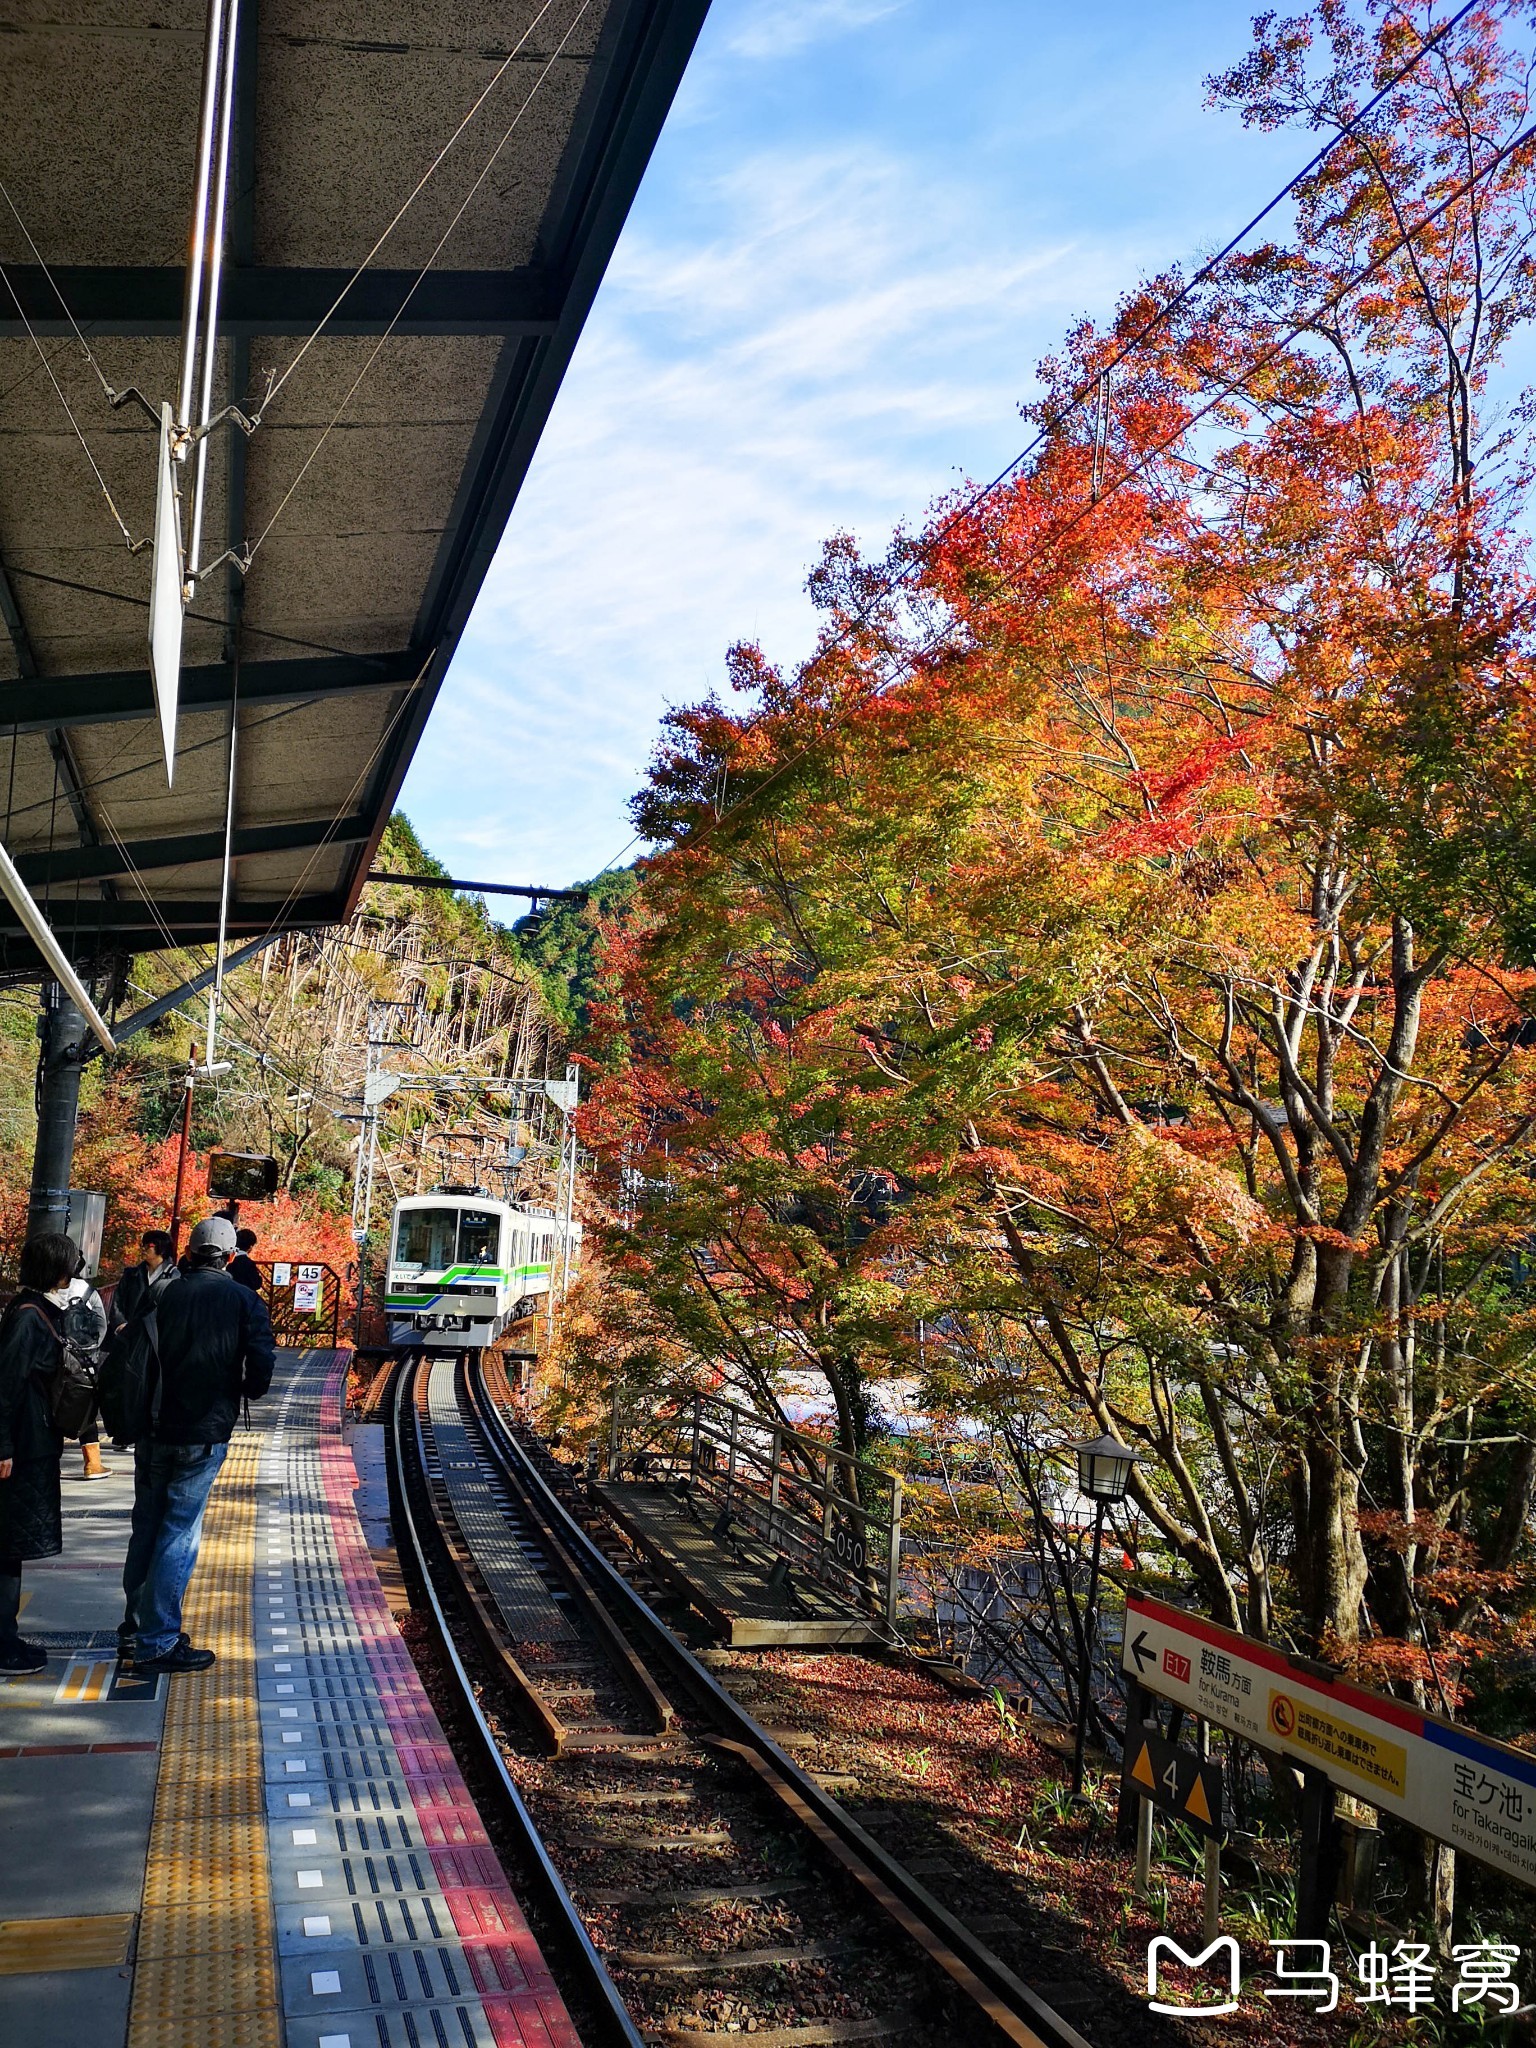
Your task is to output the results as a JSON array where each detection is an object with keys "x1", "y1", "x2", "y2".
[
  {"x1": 598, "y1": 1480, "x2": 881, "y2": 1648},
  {"x1": 0, "y1": 1348, "x2": 578, "y2": 2048}
]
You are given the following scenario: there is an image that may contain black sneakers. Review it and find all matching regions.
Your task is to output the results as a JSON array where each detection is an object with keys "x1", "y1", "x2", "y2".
[
  {"x1": 118, "y1": 1629, "x2": 189, "y2": 1663},
  {"x1": 0, "y1": 1638, "x2": 47, "y2": 1674},
  {"x1": 133, "y1": 1641, "x2": 216, "y2": 1674}
]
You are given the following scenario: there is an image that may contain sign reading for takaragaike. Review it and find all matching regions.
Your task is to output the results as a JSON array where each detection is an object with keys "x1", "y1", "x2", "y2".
[{"x1": 1124, "y1": 1593, "x2": 1536, "y2": 1891}]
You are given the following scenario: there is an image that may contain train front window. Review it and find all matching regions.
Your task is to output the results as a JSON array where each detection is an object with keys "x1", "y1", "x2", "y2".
[
  {"x1": 394, "y1": 1209, "x2": 458, "y2": 1272},
  {"x1": 457, "y1": 1210, "x2": 500, "y2": 1266}
]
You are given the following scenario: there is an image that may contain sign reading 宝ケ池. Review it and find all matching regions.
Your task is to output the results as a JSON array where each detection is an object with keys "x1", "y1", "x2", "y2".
[{"x1": 1124, "y1": 1594, "x2": 1536, "y2": 1890}]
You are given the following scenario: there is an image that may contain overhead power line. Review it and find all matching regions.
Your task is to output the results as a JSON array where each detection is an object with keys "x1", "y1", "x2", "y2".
[
  {"x1": 660, "y1": 97, "x2": 1536, "y2": 867},
  {"x1": 595, "y1": 0, "x2": 1482, "y2": 876}
]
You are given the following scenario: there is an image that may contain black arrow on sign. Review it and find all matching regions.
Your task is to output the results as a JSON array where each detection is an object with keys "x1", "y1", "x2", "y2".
[{"x1": 1130, "y1": 1630, "x2": 1156, "y2": 1674}]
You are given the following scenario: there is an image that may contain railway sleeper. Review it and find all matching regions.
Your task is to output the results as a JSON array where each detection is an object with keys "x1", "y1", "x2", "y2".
[{"x1": 616, "y1": 1939, "x2": 858, "y2": 1973}]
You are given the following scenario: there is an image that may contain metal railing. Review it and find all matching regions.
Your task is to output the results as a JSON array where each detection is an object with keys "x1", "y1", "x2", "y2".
[{"x1": 677, "y1": 1392, "x2": 903, "y2": 1626}]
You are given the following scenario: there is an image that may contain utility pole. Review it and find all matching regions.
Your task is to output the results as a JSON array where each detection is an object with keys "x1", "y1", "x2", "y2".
[
  {"x1": 26, "y1": 980, "x2": 88, "y2": 1243},
  {"x1": 167, "y1": 1047, "x2": 198, "y2": 1254}
]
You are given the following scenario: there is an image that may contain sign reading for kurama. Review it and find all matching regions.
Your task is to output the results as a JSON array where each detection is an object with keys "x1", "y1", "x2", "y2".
[{"x1": 1124, "y1": 1594, "x2": 1536, "y2": 1891}]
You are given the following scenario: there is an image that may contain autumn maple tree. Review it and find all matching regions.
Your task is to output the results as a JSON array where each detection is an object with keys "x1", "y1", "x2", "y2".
[{"x1": 579, "y1": 0, "x2": 1536, "y2": 1841}]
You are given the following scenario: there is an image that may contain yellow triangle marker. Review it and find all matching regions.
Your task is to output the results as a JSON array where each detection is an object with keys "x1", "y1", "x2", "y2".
[
  {"x1": 1131, "y1": 1743, "x2": 1156, "y2": 1790},
  {"x1": 1184, "y1": 1773, "x2": 1213, "y2": 1826}
]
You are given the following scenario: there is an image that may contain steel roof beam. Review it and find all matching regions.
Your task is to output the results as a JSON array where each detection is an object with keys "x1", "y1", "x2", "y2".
[
  {"x1": 0, "y1": 648, "x2": 420, "y2": 734},
  {"x1": 0, "y1": 895, "x2": 337, "y2": 933},
  {"x1": 14, "y1": 812, "x2": 371, "y2": 887},
  {"x1": 0, "y1": 266, "x2": 562, "y2": 337}
]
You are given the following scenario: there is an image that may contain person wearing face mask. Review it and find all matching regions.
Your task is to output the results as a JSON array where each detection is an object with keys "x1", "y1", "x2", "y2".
[{"x1": 0, "y1": 1233, "x2": 81, "y2": 1673}]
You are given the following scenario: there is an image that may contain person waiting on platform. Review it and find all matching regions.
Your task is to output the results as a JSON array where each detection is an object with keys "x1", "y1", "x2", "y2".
[
  {"x1": 122, "y1": 1216, "x2": 275, "y2": 1675},
  {"x1": 0, "y1": 1233, "x2": 82, "y2": 1672},
  {"x1": 108, "y1": 1229, "x2": 178, "y2": 1337},
  {"x1": 227, "y1": 1228, "x2": 262, "y2": 1293}
]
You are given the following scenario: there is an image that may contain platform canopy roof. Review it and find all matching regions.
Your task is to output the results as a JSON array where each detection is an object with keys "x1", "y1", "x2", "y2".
[{"x1": 0, "y1": 0, "x2": 707, "y2": 980}]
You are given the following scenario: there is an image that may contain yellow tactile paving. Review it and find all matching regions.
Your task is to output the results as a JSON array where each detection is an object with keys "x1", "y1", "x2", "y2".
[
  {"x1": 127, "y1": 1434, "x2": 281, "y2": 2048},
  {"x1": 0, "y1": 1912, "x2": 135, "y2": 1973}
]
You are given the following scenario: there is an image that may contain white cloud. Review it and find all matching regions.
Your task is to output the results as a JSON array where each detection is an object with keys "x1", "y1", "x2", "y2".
[
  {"x1": 402, "y1": 137, "x2": 1138, "y2": 882},
  {"x1": 726, "y1": 0, "x2": 910, "y2": 62}
]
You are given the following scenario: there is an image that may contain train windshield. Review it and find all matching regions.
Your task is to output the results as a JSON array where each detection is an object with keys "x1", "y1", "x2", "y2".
[
  {"x1": 457, "y1": 1210, "x2": 501, "y2": 1266},
  {"x1": 393, "y1": 1209, "x2": 458, "y2": 1272}
]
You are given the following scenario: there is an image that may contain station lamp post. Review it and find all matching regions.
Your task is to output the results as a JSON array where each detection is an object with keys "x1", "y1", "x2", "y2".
[{"x1": 1067, "y1": 1429, "x2": 1141, "y2": 1798}]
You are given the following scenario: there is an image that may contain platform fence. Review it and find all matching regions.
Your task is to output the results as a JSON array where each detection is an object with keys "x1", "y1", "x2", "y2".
[{"x1": 254, "y1": 1259, "x2": 342, "y2": 1347}]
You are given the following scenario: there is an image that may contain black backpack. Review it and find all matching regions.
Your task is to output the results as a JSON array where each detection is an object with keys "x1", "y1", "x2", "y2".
[
  {"x1": 96, "y1": 1301, "x2": 161, "y2": 1445},
  {"x1": 10, "y1": 1295, "x2": 105, "y2": 1439}
]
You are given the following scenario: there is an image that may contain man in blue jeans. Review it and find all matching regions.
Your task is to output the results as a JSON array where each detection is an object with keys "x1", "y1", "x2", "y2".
[{"x1": 122, "y1": 1215, "x2": 276, "y2": 1674}]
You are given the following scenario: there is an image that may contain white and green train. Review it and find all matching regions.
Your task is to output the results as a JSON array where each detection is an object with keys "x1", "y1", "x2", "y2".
[{"x1": 384, "y1": 1190, "x2": 581, "y2": 1350}]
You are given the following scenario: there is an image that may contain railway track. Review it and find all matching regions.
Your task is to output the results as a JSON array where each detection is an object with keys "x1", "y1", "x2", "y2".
[{"x1": 388, "y1": 1351, "x2": 1093, "y2": 2048}]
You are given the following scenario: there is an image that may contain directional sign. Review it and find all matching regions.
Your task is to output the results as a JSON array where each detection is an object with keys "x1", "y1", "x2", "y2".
[
  {"x1": 1125, "y1": 1594, "x2": 1536, "y2": 1890},
  {"x1": 1122, "y1": 1725, "x2": 1223, "y2": 1839}
]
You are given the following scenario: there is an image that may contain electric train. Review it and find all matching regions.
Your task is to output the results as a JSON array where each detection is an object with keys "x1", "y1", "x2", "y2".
[{"x1": 384, "y1": 1189, "x2": 581, "y2": 1350}]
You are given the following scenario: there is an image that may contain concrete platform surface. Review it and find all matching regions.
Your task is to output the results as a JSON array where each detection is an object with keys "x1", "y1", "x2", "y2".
[{"x1": 1, "y1": 1349, "x2": 581, "y2": 2048}]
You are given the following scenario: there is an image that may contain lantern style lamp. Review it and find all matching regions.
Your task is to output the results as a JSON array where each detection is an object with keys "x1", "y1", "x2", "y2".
[
  {"x1": 1072, "y1": 1431, "x2": 1140, "y2": 1503},
  {"x1": 1066, "y1": 1429, "x2": 1142, "y2": 1794}
]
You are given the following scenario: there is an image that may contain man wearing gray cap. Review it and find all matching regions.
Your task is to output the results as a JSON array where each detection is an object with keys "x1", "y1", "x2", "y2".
[{"x1": 122, "y1": 1215, "x2": 276, "y2": 1674}]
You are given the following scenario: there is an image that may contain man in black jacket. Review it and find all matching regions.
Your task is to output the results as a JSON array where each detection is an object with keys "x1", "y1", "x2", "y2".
[
  {"x1": 123, "y1": 1215, "x2": 275, "y2": 1674},
  {"x1": 107, "y1": 1229, "x2": 177, "y2": 1337}
]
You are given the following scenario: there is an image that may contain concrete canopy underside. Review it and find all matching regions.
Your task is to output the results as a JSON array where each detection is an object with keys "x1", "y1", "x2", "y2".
[{"x1": 0, "y1": 0, "x2": 708, "y2": 975}]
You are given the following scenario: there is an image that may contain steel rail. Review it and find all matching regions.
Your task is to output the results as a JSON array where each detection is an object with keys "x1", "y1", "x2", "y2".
[
  {"x1": 386, "y1": 1354, "x2": 645, "y2": 2048},
  {"x1": 458, "y1": 1359, "x2": 676, "y2": 1736},
  {"x1": 466, "y1": 1358, "x2": 1094, "y2": 2048}
]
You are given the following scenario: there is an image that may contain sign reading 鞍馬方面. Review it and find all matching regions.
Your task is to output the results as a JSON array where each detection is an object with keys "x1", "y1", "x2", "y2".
[{"x1": 1124, "y1": 1593, "x2": 1536, "y2": 1890}]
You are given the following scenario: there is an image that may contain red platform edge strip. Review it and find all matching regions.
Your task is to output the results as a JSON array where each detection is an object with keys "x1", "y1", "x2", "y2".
[{"x1": 317, "y1": 1355, "x2": 582, "y2": 2048}]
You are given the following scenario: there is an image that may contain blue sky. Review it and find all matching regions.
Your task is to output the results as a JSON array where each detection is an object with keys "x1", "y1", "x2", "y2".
[{"x1": 399, "y1": 0, "x2": 1306, "y2": 886}]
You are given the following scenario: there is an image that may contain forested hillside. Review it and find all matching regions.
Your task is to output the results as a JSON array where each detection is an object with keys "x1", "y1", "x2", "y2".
[{"x1": 0, "y1": 815, "x2": 570, "y2": 1284}]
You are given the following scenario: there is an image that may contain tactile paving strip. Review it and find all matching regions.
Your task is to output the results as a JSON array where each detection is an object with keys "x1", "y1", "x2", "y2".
[
  {"x1": 426, "y1": 1361, "x2": 579, "y2": 1648},
  {"x1": 248, "y1": 1349, "x2": 581, "y2": 2048},
  {"x1": 128, "y1": 1431, "x2": 282, "y2": 2048}
]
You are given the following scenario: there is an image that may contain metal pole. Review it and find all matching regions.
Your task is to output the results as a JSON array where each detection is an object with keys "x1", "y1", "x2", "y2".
[
  {"x1": 206, "y1": 682, "x2": 237, "y2": 1069},
  {"x1": 167, "y1": 1050, "x2": 197, "y2": 1254},
  {"x1": 885, "y1": 1474, "x2": 904, "y2": 1629},
  {"x1": 0, "y1": 845, "x2": 113, "y2": 1053},
  {"x1": 1135, "y1": 1795, "x2": 1153, "y2": 1896},
  {"x1": 1200, "y1": 1719, "x2": 1221, "y2": 1940},
  {"x1": 1071, "y1": 1498, "x2": 1106, "y2": 1798},
  {"x1": 26, "y1": 982, "x2": 86, "y2": 1243},
  {"x1": 178, "y1": 0, "x2": 229, "y2": 431},
  {"x1": 187, "y1": 0, "x2": 240, "y2": 579}
]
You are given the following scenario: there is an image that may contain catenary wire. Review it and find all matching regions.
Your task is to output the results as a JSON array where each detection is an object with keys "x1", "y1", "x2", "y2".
[
  {"x1": 640, "y1": 108, "x2": 1536, "y2": 873},
  {"x1": 0, "y1": 255, "x2": 143, "y2": 551},
  {"x1": 251, "y1": 0, "x2": 566, "y2": 419},
  {"x1": 0, "y1": 174, "x2": 152, "y2": 423},
  {"x1": 244, "y1": 0, "x2": 593, "y2": 565},
  {"x1": 591, "y1": 0, "x2": 1483, "y2": 875}
]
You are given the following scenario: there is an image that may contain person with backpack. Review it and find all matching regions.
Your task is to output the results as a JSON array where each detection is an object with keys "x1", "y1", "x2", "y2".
[
  {"x1": 0, "y1": 1233, "x2": 85, "y2": 1673},
  {"x1": 120, "y1": 1215, "x2": 275, "y2": 1675}
]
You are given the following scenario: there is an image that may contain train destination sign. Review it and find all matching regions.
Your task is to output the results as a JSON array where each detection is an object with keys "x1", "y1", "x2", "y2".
[{"x1": 1124, "y1": 1593, "x2": 1536, "y2": 1890}]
